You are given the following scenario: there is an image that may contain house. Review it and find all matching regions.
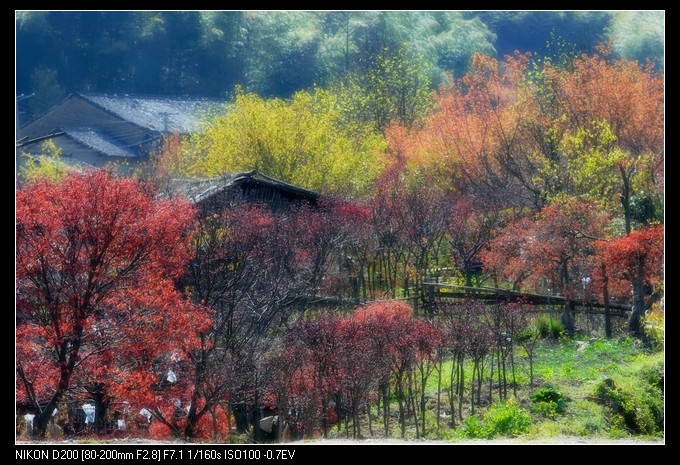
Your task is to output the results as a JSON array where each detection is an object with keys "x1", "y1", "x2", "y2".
[
  {"x1": 168, "y1": 171, "x2": 319, "y2": 210},
  {"x1": 18, "y1": 93, "x2": 219, "y2": 172}
]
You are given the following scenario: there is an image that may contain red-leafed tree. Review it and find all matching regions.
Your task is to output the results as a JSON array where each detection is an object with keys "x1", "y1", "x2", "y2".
[
  {"x1": 336, "y1": 317, "x2": 382, "y2": 439},
  {"x1": 161, "y1": 198, "x2": 348, "y2": 441},
  {"x1": 438, "y1": 299, "x2": 493, "y2": 423},
  {"x1": 385, "y1": 52, "x2": 537, "y2": 209},
  {"x1": 351, "y1": 301, "x2": 440, "y2": 438},
  {"x1": 553, "y1": 45, "x2": 664, "y2": 233},
  {"x1": 409, "y1": 318, "x2": 441, "y2": 437},
  {"x1": 371, "y1": 164, "x2": 451, "y2": 308},
  {"x1": 351, "y1": 301, "x2": 412, "y2": 437},
  {"x1": 16, "y1": 170, "x2": 200, "y2": 437},
  {"x1": 333, "y1": 200, "x2": 375, "y2": 301},
  {"x1": 597, "y1": 225, "x2": 664, "y2": 338},
  {"x1": 370, "y1": 164, "x2": 408, "y2": 298},
  {"x1": 483, "y1": 198, "x2": 608, "y2": 334},
  {"x1": 446, "y1": 196, "x2": 505, "y2": 287},
  {"x1": 148, "y1": 205, "x2": 274, "y2": 439},
  {"x1": 265, "y1": 339, "x2": 319, "y2": 441},
  {"x1": 279, "y1": 313, "x2": 342, "y2": 439}
]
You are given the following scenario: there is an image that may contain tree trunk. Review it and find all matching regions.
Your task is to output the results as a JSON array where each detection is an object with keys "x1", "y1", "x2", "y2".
[
  {"x1": 354, "y1": 397, "x2": 361, "y2": 439},
  {"x1": 448, "y1": 358, "x2": 456, "y2": 428},
  {"x1": 562, "y1": 302, "x2": 576, "y2": 337},
  {"x1": 436, "y1": 359, "x2": 442, "y2": 432},
  {"x1": 367, "y1": 401, "x2": 373, "y2": 437},
  {"x1": 381, "y1": 383, "x2": 390, "y2": 437},
  {"x1": 620, "y1": 165, "x2": 632, "y2": 235},
  {"x1": 500, "y1": 352, "x2": 507, "y2": 400},
  {"x1": 457, "y1": 360, "x2": 464, "y2": 422},
  {"x1": 33, "y1": 333, "x2": 81, "y2": 438},
  {"x1": 184, "y1": 362, "x2": 208, "y2": 439},
  {"x1": 470, "y1": 362, "x2": 477, "y2": 415},
  {"x1": 620, "y1": 165, "x2": 649, "y2": 342},
  {"x1": 91, "y1": 385, "x2": 109, "y2": 434},
  {"x1": 477, "y1": 359, "x2": 484, "y2": 405},
  {"x1": 509, "y1": 343, "x2": 517, "y2": 398},
  {"x1": 420, "y1": 367, "x2": 427, "y2": 436},
  {"x1": 488, "y1": 352, "x2": 494, "y2": 404},
  {"x1": 628, "y1": 269, "x2": 646, "y2": 339},
  {"x1": 408, "y1": 372, "x2": 420, "y2": 439},
  {"x1": 319, "y1": 373, "x2": 328, "y2": 438},
  {"x1": 397, "y1": 381, "x2": 406, "y2": 438},
  {"x1": 252, "y1": 380, "x2": 262, "y2": 442},
  {"x1": 33, "y1": 396, "x2": 60, "y2": 438},
  {"x1": 464, "y1": 257, "x2": 473, "y2": 287},
  {"x1": 601, "y1": 263, "x2": 612, "y2": 339}
]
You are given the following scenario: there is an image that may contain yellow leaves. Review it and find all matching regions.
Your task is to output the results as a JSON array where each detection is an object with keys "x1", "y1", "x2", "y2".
[
  {"x1": 553, "y1": 119, "x2": 661, "y2": 214},
  {"x1": 181, "y1": 88, "x2": 386, "y2": 197},
  {"x1": 20, "y1": 140, "x2": 71, "y2": 183}
]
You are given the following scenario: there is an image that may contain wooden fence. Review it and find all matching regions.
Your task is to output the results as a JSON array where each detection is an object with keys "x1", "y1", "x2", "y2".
[{"x1": 422, "y1": 282, "x2": 630, "y2": 316}]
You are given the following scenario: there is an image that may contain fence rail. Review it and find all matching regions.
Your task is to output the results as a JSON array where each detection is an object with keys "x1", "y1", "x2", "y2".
[{"x1": 423, "y1": 282, "x2": 631, "y2": 314}]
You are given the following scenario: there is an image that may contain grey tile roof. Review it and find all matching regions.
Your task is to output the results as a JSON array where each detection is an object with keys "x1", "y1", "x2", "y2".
[
  {"x1": 65, "y1": 129, "x2": 137, "y2": 158},
  {"x1": 80, "y1": 94, "x2": 220, "y2": 134},
  {"x1": 169, "y1": 174, "x2": 241, "y2": 203},
  {"x1": 169, "y1": 171, "x2": 319, "y2": 204}
]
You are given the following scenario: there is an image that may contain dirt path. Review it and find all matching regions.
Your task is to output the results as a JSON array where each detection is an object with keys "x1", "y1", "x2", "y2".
[
  {"x1": 300, "y1": 436, "x2": 664, "y2": 445},
  {"x1": 17, "y1": 436, "x2": 664, "y2": 446}
]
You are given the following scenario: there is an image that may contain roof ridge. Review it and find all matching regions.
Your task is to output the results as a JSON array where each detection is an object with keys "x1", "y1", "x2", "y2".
[
  {"x1": 19, "y1": 93, "x2": 76, "y2": 128},
  {"x1": 168, "y1": 171, "x2": 319, "y2": 204},
  {"x1": 79, "y1": 92, "x2": 220, "y2": 102}
]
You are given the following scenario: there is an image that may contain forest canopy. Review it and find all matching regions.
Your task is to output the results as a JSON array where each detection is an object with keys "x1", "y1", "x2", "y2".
[{"x1": 16, "y1": 11, "x2": 664, "y2": 118}]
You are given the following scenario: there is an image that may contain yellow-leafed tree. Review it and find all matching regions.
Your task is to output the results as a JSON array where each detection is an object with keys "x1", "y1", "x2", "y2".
[{"x1": 176, "y1": 88, "x2": 387, "y2": 198}]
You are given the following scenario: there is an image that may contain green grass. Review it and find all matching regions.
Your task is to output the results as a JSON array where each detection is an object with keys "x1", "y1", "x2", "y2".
[
  {"x1": 533, "y1": 337, "x2": 639, "y2": 382},
  {"x1": 518, "y1": 337, "x2": 662, "y2": 440},
  {"x1": 324, "y1": 335, "x2": 663, "y2": 442},
  {"x1": 420, "y1": 336, "x2": 663, "y2": 441}
]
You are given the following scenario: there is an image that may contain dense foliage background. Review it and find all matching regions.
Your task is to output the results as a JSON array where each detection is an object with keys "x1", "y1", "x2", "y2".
[{"x1": 16, "y1": 11, "x2": 664, "y2": 118}]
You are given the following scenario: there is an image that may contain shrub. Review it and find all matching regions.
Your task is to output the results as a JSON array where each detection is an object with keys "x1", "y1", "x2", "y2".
[
  {"x1": 482, "y1": 400, "x2": 532, "y2": 438},
  {"x1": 461, "y1": 415, "x2": 487, "y2": 439},
  {"x1": 644, "y1": 310, "x2": 664, "y2": 351},
  {"x1": 640, "y1": 365, "x2": 664, "y2": 393},
  {"x1": 530, "y1": 387, "x2": 567, "y2": 417},
  {"x1": 534, "y1": 314, "x2": 564, "y2": 339},
  {"x1": 594, "y1": 371, "x2": 663, "y2": 435}
]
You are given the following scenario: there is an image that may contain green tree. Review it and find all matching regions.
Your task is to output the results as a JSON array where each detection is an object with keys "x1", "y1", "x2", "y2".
[
  {"x1": 27, "y1": 67, "x2": 66, "y2": 117},
  {"x1": 607, "y1": 11, "x2": 664, "y2": 69},
  {"x1": 318, "y1": 12, "x2": 495, "y2": 87},
  {"x1": 242, "y1": 11, "x2": 323, "y2": 96},
  {"x1": 336, "y1": 47, "x2": 432, "y2": 132}
]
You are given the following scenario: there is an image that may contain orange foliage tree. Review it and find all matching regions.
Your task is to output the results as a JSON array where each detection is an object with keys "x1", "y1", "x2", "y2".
[
  {"x1": 482, "y1": 198, "x2": 608, "y2": 335},
  {"x1": 386, "y1": 45, "x2": 663, "y2": 338}
]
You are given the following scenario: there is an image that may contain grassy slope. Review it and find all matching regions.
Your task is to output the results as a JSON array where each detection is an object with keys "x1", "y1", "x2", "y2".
[
  {"x1": 461, "y1": 338, "x2": 663, "y2": 441},
  {"x1": 525, "y1": 338, "x2": 663, "y2": 439},
  {"x1": 332, "y1": 337, "x2": 664, "y2": 442}
]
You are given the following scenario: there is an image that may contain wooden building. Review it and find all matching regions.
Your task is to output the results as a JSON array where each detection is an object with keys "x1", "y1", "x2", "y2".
[{"x1": 169, "y1": 171, "x2": 319, "y2": 210}]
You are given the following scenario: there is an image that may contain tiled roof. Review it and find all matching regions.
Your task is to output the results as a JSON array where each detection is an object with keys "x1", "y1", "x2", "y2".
[
  {"x1": 169, "y1": 171, "x2": 319, "y2": 204},
  {"x1": 65, "y1": 129, "x2": 137, "y2": 157},
  {"x1": 80, "y1": 94, "x2": 220, "y2": 134},
  {"x1": 169, "y1": 174, "x2": 240, "y2": 203}
]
